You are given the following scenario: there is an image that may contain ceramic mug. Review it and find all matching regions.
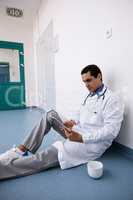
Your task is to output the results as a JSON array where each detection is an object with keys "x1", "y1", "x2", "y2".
[{"x1": 87, "y1": 161, "x2": 103, "y2": 179}]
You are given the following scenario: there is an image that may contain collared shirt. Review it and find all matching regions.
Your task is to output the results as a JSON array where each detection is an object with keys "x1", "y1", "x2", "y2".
[
  {"x1": 89, "y1": 83, "x2": 104, "y2": 97},
  {"x1": 83, "y1": 84, "x2": 107, "y2": 105}
]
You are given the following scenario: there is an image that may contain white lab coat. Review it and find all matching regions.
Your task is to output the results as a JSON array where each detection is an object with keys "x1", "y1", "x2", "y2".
[{"x1": 53, "y1": 85, "x2": 124, "y2": 169}]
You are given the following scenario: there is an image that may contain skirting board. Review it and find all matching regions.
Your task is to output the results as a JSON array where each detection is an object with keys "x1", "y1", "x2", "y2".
[{"x1": 112, "y1": 142, "x2": 133, "y2": 161}]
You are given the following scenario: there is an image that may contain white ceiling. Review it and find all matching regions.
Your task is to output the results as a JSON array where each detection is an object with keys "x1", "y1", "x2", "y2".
[{"x1": 0, "y1": 0, "x2": 42, "y2": 13}]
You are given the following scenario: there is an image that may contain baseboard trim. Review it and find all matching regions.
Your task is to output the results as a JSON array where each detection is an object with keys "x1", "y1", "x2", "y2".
[{"x1": 112, "y1": 142, "x2": 133, "y2": 161}]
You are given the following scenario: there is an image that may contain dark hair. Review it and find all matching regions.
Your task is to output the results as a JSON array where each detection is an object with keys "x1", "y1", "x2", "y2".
[{"x1": 81, "y1": 64, "x2": 102, "y2": 79}]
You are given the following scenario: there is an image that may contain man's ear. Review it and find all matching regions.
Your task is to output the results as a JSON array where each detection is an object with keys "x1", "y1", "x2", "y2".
[{"x1": 97, "y1": 73, "x2": 102, "y2": 80}]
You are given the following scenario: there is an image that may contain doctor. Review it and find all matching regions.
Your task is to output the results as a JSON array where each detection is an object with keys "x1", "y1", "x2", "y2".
[{"x1": 0, "y1": 64, "x2": 124, "y2": 180}]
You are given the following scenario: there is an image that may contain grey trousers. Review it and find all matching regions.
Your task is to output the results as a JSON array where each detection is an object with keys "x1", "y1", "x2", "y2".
[{"x1": 0, "y1": 109, "x2": 67, "y2": 180}]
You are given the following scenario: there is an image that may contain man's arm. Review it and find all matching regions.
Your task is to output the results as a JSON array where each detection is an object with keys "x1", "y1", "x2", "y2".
[{"x1": 82, "y1": 95, "x2": 124, "y2": 143}]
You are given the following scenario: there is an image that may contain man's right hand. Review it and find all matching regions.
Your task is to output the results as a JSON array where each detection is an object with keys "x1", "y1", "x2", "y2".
[{"x1": 63, "y1": 120, "x2": 76, "y2": 128}]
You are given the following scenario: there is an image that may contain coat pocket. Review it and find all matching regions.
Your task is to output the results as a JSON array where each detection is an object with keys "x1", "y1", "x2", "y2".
[{"x1": 88, "y1": 111, "x2": 102, "y2": 125}]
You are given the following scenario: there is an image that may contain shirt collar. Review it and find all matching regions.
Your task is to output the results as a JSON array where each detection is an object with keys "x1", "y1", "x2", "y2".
[{"x1": 89, "y1": 84, "x2": 107, "y2": 97}]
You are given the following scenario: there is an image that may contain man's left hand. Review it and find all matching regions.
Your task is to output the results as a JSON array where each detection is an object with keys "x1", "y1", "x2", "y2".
[{"x1": 64, "y1": 127, "x2": 83, "y2": 143}]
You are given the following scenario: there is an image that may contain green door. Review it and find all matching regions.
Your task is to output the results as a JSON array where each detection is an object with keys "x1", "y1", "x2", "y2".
[{"x1": 0, "y1": 41, "x2": 26, "y2": 110}]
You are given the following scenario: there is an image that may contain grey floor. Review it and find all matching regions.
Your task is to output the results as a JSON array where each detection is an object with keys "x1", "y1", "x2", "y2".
[{"x1": 0, "y1": 108, "x2": 133, "y2": 200}]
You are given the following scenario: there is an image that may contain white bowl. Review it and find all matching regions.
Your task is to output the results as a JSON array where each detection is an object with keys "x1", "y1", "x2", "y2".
[{"x1": 87, "y1": 161, "x2": 103, "y2": 179}]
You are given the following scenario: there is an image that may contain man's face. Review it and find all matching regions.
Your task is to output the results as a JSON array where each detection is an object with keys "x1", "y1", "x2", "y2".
[{"x1": 81, "y1": 71, "x2": 102, "y2": 92}]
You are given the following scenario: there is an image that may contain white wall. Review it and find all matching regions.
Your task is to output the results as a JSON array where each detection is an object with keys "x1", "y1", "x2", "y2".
[
  {"x1": 0, "y1": 5, "x2": 37, "y2": 106},
  {"x1": 34, "y1": 0, "x2": 133, "y2": 149},
  {"x1": 35, "y1": 21, "x2": 56, "y2": 109}
]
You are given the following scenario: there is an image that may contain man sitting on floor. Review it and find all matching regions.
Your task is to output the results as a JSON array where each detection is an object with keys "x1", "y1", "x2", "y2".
[{"x1": 0, "y1": 64, "x2": 124, "y2": 180}]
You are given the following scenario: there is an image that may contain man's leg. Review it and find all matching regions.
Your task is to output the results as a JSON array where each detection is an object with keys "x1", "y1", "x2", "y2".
[
  {"x1": 0, "y1": 109, "x2": 65, "y2": 180},
  {"x1": 0, "y1": 145, "x2": 59, "y2": 180},
  {"x1": 21, "y1": 109, "x2": 67, "y2": 154}
]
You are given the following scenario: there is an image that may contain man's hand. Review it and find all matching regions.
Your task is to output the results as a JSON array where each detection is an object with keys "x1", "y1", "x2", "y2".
[
  {"x1": 64, "y1": 127, "x2": 83, "y2": 143},
  {"x1": 63, "y1": 120, "x2": 76, "y2": 128}
]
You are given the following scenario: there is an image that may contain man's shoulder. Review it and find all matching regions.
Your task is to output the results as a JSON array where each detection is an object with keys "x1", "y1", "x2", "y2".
[
  {"x1": 105, "y1": 86, "x2": 120, "y2": 102},
  {"x1": 105, "y1": 88, "x2": 121, "y2": 107}
]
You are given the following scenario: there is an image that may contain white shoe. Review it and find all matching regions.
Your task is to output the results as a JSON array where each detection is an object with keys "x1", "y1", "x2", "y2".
[{"x1": 0, "y1": 146, "x2": 23, "y2": 164}]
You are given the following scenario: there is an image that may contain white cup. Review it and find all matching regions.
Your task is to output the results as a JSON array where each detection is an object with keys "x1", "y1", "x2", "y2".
[{"x1": 87, "y1": 161, "x2": 103, "y2": 179}]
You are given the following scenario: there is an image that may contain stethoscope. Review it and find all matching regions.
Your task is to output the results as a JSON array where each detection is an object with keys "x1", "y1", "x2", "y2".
[{"x1": 82, "y1": 87, "x2": 107, "y2": 106}]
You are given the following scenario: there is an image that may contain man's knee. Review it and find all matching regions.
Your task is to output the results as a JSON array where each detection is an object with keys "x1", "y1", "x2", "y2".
[{"x1": 46, "y1": 109, "x2": 58, "y2": 122}]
